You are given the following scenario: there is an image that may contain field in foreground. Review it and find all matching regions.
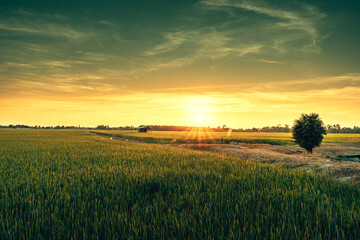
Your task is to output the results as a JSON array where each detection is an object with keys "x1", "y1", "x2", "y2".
[
  {"x1": 1, "y1": 129, "x2": 360, "y2": 239},
  {"x1": 93, "y1": 130, "x2": 360, "y2": 145}
]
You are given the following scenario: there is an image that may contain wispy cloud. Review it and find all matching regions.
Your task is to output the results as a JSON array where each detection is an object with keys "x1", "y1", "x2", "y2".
[
  {"x1": 2, "y1": 55, "x2": 109, "y2": 70},
  {"x1": 147, "y1": 73, "x2": 360, "y2": 94},
  {"x1": 137, "y1": 56, "x2": 197, "y2": 73},
  {"x1": 0, "y1": 11, "x2": 92, "y2": 40},
  {"x1": 256, "y1": 59, "x2": 284, "y2": 64},
  {"x1": 137, "y1": 0, "x2": 326, "y2": 73},
  {"x1": 143, "y1": 31, "x2": 189, "y2": 56},
  {"x1": 139, "y1": 29, "x2": 262, "y2": 73},
  {"x1": 260, "y1": 73, "x2": 360, "y2": 92},
  {"x1": 0, "y1": 22, "x2": 90, "y2": 40},
  {"x1": 99, "y1": 20, "x2": 115, "y2": 26},
  {"x1": 4, "y1": 62, "x2": 38, "y2": 68},
  {"x1": 201, "y1": 0, "x2": 326, "y2": 48}
]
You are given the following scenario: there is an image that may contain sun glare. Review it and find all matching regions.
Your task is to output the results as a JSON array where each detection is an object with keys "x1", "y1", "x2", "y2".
[{"x1": 196, "y1": 115, "x2": 204, "y2": 123}]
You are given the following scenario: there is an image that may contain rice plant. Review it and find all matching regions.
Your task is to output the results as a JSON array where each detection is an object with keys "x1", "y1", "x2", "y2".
[{"x1": 0, "y1": 129, "x2": 359, "y2": 239}]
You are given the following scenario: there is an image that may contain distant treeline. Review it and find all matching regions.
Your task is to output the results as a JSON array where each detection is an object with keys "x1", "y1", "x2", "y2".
[
  {"x1": 1, "y1": 124, "x2": 360, "y2": 133},
  {"x1": 94, "y1": 124, "x2": 292, "y2": 132},
  {"x1": 0, "y1": 124, "x2": 84, "y2": 129},
  {"x1": 144, "y1": 125, "x2": 293, "y2": 132},
  {"x1": 326, "y1": 124, "x2": 360, "y2": 133}
]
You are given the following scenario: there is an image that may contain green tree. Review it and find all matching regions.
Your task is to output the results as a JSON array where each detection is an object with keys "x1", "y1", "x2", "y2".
[{"x1": 292, "y1": 113, "x2": 327, "y2": 153}]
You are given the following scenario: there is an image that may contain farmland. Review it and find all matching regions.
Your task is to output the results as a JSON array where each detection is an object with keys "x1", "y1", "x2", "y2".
[
  {"x1": 1, "y1": 129, "x2": 360, "y2": 239},
  {"x1": 92, "y1": 130, "x2": 360, "y2": 145}
]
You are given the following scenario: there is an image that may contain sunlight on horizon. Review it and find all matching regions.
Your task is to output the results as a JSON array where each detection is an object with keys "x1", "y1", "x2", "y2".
[
  {"x1": 196, "y1": 115, "x2": 204, "y2": 123},
  {"x1": 185, "y1": 126, "x2": 215, "y2": 143}
]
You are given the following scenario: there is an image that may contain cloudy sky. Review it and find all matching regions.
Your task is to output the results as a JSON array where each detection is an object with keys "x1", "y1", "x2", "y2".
[{"x1": 1, "y1": 0, "x2": 359, "y2": 128}]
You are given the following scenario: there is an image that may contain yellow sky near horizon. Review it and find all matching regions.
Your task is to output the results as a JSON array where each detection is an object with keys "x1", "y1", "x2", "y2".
[{"x1": 1, "y1": 80, "x2": 359, "y2": 128}]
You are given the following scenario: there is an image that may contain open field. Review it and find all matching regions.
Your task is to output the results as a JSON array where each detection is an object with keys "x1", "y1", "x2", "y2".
[
  {"x1": 93, "y1": 130, "x2": 360, "y2": 145},
  {"x1": 176, "y1": 143, "x2": 360, "y2": 183},
  {"x1": 93, "y1": 130, "x2": 360, "y2": 183},
  {"x1": 1, "y1": 129, "x2": 360, "y2": 239}
]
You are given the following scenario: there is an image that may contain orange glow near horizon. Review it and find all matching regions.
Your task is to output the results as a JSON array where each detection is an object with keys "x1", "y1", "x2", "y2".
[{"x1": 0, "y1": 88, "x2": 360, "y2": 129}]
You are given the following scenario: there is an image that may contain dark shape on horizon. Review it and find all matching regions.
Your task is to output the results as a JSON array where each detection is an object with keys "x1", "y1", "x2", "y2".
[
  {"x1": 292, "y1": 113, "x2": 327, "y2": 154},
  {"x1": 137, "y1": 125, "x2": 151, "y2": 133}
]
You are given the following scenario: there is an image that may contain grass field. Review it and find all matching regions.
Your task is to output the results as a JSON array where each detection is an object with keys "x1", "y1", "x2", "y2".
[
  {"x1": 93, "y1": 130, "x2": 360, "y2": 145},
  {"x1": 1, "y1": 129, "x2": 360, "y2": 239}
]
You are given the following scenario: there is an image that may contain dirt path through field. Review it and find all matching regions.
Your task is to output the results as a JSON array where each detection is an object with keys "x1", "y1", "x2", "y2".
[
  {"x1": 174, "y1": 143, "x2": 360, "y2": 183},
  {"x1": 92, "y1": 132, "x2": 142, "y2": 143},
  {"x1": 91, "y1": 132, "x2": 360, "y2": 184}
]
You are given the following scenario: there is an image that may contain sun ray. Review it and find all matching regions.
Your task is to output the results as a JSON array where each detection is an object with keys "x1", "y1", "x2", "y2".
[
  {"x1": 186, "y1": 127, "x2": 197, "y2": 140},
  {"x1": 226, "y1": 128, "x2": 233, "y2": 138},
  {"x1": 203, "y1": 127, "x2": 214, "y2": 143}
]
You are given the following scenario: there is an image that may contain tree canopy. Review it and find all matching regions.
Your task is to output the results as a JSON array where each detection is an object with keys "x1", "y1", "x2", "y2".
[{"x1": 292, "y1": 113, "x2": 327, "y2": 153}]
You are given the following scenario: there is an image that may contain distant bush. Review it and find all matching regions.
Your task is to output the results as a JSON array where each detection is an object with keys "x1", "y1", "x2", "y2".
[{"x1": 292, "y1": 113, "x2": 327, "y2": 153}]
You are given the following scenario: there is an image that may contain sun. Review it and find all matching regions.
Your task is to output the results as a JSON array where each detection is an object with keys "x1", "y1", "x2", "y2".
[{"x1": 196, "y1": 115, "x2": 204, "y2": 123}]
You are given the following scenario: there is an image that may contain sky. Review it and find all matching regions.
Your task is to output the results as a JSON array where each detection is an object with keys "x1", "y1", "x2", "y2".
[{"x1": 0, "y1": 0, "x2": 359, "y2": 128}]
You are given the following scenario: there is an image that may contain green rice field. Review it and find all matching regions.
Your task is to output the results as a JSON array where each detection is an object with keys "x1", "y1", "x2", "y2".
[
  {"x1": 93, "y1": 130, "x2": 360, "y2": 145},
  {"x1": 1, "y1": 129, "x2": 360, "y2": 239}
]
